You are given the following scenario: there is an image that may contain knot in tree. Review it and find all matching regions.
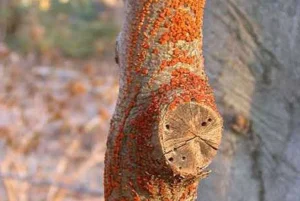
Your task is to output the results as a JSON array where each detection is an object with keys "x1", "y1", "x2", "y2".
[{"x1": 104, "y1": 0, "x2": 223, "y2": 200}]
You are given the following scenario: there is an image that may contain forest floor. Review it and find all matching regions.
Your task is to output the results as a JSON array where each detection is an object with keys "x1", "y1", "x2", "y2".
[{"x1": 0, "y1": 43, "x2": 119, "y2": 201}]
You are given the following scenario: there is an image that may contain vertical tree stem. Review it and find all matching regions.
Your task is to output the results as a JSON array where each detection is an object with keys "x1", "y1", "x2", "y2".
[{"x1": 104, "y1": 0, "x2": 223, "y2": 200}]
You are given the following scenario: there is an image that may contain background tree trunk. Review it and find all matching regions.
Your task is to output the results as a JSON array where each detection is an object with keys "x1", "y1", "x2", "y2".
[
  {"x1": 199, "y1": 0, "x2": 300, "y2": 200},
  {"x1": 0, "y1": 0, "x2": 21, "y2": 42},
  {"x1": 104, "y1": 0, "x2": 223, "y2": 200}
]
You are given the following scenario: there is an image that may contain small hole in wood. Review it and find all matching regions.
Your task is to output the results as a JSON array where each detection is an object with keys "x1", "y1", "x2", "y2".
[
  {"x1": 179, "y1": 167, "x2": 182, "y2": 169},
  {"x1": 201, "y1": 122, "x2": 207, "y2": 126},
  {"x1": 208, "y1": 118, "x2": 212, "y2": 122},
  {"x1": 168, "y1": 157, "x2": 174, "y2": 162},
  {"x1": 191, "y1": 98, "x2": 196, "y2": 102},
  {"x1": 182, "y1": 156, "x2": 186, "y2": 160},
  {"x1": 174, "y1": 148, "x2": 177, "y2": 151},
  {"x1": 166, "y1": 124, "x2": 170, "y2": 130}
]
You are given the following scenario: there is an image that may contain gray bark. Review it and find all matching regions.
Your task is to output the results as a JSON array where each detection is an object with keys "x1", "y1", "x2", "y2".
[{"x1": 199, "y1": 0, "x2": 300, "y2": 201}]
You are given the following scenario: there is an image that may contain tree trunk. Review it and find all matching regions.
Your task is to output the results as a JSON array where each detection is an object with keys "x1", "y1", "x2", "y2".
[
  {"x1": 0, "y1": 0, "x2": 21, "y2": 42},
  {"x1": 198, "y1": 0, "x2": 300, "y2": 200},
  {"x1": 104, "y1": 0, "x2": 223, "y2": 200}
]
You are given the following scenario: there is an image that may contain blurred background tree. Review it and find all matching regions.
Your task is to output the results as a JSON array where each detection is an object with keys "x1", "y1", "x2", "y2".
[{"x1": 0, "y1": 0, "x2": 119, "y2": 58}]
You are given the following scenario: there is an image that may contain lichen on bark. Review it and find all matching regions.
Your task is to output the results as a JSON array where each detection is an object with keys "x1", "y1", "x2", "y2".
[{"x1": 104, "y1": 0, "x2": 223, "y2": 200}]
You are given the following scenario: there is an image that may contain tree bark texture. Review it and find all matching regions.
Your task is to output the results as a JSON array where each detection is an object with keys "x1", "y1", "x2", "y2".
[
  {"x1": 198, "y1": 0, "x2": 300, "y2": 201},
  {"x1": 104, "y1": 0, "x2": 223, "y2": 200}
]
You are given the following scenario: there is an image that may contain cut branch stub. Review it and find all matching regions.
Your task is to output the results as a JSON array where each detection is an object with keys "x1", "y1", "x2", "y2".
[{"x1": 159, "y1": 102, "x2": 223, "y2": 177}]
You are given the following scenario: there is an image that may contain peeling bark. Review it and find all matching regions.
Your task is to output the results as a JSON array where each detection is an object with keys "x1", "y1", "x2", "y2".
[{"x1": 104, "y1": 0, "x2": 223, "y2": 200}]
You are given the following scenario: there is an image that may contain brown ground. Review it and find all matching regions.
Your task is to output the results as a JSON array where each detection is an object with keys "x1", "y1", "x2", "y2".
[{"x1": 0, "y1": 45, "x2": 119, "y2": 200}]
